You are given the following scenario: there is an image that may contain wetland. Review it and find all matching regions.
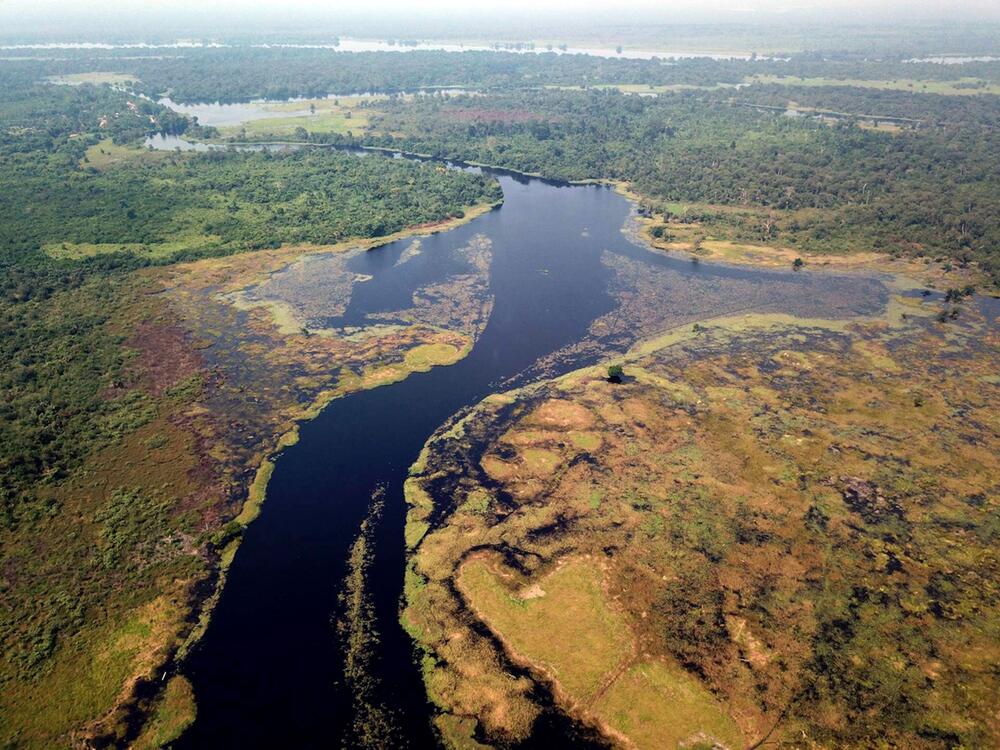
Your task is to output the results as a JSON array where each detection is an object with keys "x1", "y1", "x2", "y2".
[
  {"x1": 3, "y1": 41, "x2": 1000, "y2": 749},
  {"x1": 166, "y1": 168, "x2": 940, "y2": 748}
]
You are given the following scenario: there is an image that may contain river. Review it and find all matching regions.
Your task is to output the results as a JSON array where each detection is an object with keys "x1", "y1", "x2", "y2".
[{"x1": 169, "y1": 164, "x2": 886, "y2": 747}]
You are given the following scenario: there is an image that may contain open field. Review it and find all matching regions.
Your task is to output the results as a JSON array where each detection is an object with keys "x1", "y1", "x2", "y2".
[
  {"x1": 405, "y1": 270, "x2": 1000, "y2": 748},
  {"x1": 459, "y1": 555, "x2": 744, "y2": 748},
  {"x1": 47, "y1": 72, "x2": 137, "y2": 86},
  {"x1": 80, "y1": 139, "x2": 173, "y2": 171},
  {"x1": 219, "y1": 109, "x2": 374, "y2": 138},
  {"x1": 750, "y1": 74, "x2": 1000, "y2": 96},
  {"x1": 207, "y1": 95, "x2": 382, "y2": 138}
]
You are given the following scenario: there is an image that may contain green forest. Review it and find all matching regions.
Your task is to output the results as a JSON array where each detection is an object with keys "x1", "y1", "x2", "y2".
[
  {"x1": 355, "y1": 88, "x2": 1000, "y2": 281},
  {"x1": 1, "y1": 35, "x2": 999, "y2": 749},
  {"x1": 0, "y1": 82, "x2": 500, "y2": 529},
  {"x1": 3, "y1": 46, "x2": 1000, "y2": 103},
  {"x1": 27, "y1": 47, "x2": 987, "y2": 278}
]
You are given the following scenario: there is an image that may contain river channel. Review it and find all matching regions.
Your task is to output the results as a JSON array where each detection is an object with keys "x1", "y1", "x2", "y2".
[{"x1": 170, "y1": 163, "x2": 886, "y2": 747}]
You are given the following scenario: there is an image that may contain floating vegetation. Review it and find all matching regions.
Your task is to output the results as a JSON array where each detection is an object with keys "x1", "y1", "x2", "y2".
[
  {"x1": 404, "y1": 294, "x2": 1000, "y2": 749},
  {"x1": 520, "y1": 250, "x2": 888, "y2": 382},
  {"x1": 395, "y1": 239, "x2": 424, "y2": 266},
  {"x1": 336, "y1": 488, "x2": 406, "y2": 749}
]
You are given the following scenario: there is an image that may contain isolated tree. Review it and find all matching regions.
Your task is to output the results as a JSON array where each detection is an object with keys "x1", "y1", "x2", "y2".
[{"x1": 607, "y1": 364, "x2": 624, "y2": 383}]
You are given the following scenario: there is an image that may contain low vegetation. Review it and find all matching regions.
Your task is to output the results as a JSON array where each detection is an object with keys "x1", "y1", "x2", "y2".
[
  {"x1": 405, "y1": 281, "x2": 1000, "y2": 748},
  {"x1": 3, "y1": 37, "x2": 1000, "y2": 749},
  {"x1": 0, "y1": 81, "x2": 502, "y2": 748},
  {"x1": 336, "y1": 488, "x2": 405, "y2": 748}
]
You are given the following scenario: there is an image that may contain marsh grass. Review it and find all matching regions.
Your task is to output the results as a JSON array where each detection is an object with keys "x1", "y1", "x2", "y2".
[{"x1": 405, "y1": 299, "x2": 1000, "y2": 749}]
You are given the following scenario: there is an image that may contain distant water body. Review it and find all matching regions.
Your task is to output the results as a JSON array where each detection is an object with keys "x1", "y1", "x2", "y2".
[{"x1": 3, "y1": 37, "x2": 771, "y2": 61}]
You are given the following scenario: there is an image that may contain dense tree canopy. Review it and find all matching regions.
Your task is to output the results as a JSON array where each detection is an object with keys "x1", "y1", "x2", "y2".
[{"x1": 356, "y1": 88, "x2": 1000, "y2": 281}]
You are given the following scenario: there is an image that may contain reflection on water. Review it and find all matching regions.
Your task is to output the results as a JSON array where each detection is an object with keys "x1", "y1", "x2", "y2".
[
  {"x1": 156, "y1": 90, "x2": 472, "y2": 128},
  {"x1": 142, "y1": 133, "x2": 212, "y2": 151},
  {"x1": 142, "y1": 134, "x2": 302, "y2": 151}
]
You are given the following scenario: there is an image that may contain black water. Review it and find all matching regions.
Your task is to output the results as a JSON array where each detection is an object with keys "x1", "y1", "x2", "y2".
[{"x1": 176, "y1": 172, "x2": 884, "y2": 748}]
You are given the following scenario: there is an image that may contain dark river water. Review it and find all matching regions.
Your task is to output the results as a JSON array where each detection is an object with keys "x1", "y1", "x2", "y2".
[{"x1": 174, "y1": 169, "x2": 886, "y2": 748}]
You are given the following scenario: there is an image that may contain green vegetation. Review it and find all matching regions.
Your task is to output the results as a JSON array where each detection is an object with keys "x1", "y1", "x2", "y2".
[
  {"x1": 132, "y1": 675, "x2": 196, "y2": 750},
  {"x1": 48, "y1": 72, "x2": 138, "y2": 87},
  {"x1": 750, "y1": 73, "x2": 1000, "y2": 96},
  {"x1": 1, "y1": 84, "x2": 499, "y2": 524},
  {"x1": 336, "y1": 489, "x2": 405, "y2": 748},
  {"x1": 362, "y1": 87, "x2": 1000, "y2": 282},
  {"x1": 217, "y1": 97, "x2": 377, "y2": 139},
  {"x1": 404, "y1": 284, "x2": 1000, "y2": 748},
  {"x1": 3, "y1": 37, "x2": 1000, "y2": 749},
  {"x1": 0, "y1": 80, "x2": 502, "y2": 748}
]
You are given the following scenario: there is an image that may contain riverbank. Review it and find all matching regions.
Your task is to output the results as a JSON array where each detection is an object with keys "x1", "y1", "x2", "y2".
[
  {"x1": 153, "y1": 127, "x2": 981, "y2": 295},
  {"x1": 403, "y1": 275, "x2": 1000, "y2": 748},
  {"x1": 192, "y1": 129, "x2": 994, "y2": 295},
  {"x1": 0, "y1": 169, "x2": 502, "y2": 748},
  {"x1": 125, "y1": 205, "x2": 502, "y2": 745},
  {"x1": 619, "y1": 184, "x2": 993, "y2": 293}
]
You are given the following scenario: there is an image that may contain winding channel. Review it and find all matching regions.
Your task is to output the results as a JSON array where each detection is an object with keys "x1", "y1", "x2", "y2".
[{"x1": 169, "y1": 164, "x2": 886, "y2": 747}]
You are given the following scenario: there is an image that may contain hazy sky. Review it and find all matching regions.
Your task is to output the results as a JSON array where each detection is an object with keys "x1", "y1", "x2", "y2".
[
  {"x1": 2, "y1": 0, "x2": 999, "y2": 37},
  {"x1": 0, "y1": 0, "x2": 996, "y2": 11}
]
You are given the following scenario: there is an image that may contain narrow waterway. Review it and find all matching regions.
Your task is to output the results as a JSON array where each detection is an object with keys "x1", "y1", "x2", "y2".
[{"x1": 175, "y1": 170, "x2": 886, "y2": 747}]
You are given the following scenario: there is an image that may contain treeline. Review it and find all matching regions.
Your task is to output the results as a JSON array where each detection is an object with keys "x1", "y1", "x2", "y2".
[
  {"x1": 3, "y1": 147, "x2": 500, "y2": 266},
  {"x1": 0, "y1": 80, "x2": 193, "y2": 151},
  {"x1": 733, "y1": 83, "x2": 1000, "y2": 127},
  {"x1": 3, "y1": 47, "x2": 999, "y2": 104},
  {"x1": 0, "y1": 84, "x2": 501, "y2": 528},
  {"x1": 356, "y1": 88, "x2": 1000, "y2": 282}
]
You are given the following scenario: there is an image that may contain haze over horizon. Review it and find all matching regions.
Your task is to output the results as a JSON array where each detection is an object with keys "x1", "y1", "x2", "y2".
[{"x1": 2, "y1": 0, "x2": 1000, "y2": 43}]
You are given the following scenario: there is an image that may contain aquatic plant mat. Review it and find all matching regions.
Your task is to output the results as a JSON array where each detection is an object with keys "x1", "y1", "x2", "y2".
[{"x1": 404, "y1": 285, "x2": 1000, "y2": 748}]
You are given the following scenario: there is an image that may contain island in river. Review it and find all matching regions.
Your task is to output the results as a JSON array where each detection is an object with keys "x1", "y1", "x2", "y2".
[
  {"x1": 142, "y1": 161, "x2": 997, "y2": 750},
  {"x1": 0, "y1": 112, "x2": 504, "y2": 746}
]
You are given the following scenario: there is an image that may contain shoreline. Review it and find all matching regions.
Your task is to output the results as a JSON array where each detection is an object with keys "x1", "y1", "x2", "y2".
[
  {"x1": 178, "y1": 129, "x2": 991, "y2": 293},
  {"x1": 400, "y1": 273, "x2": 994, "y2": 748},
  {"x1": 108, "y1": 194, "x2": 504, "y2": 746},
  {"x1": 616, "y1": 183, "x2": 994, "y2": 294},
  {"x1": 174, "y1": 197, "x2": 501, "y2": 645}
]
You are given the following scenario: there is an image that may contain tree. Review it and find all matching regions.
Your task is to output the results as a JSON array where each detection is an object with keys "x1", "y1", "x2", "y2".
[
  {"x1": 793, "y1": 257, "x2": 805, "y2": 269},
  {"x1": 607, "y1": 364, "x2": 624, "y2": 382}
]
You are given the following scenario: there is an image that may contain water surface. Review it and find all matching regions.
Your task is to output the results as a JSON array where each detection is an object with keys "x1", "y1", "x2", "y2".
[{"x1": 175, "y1": 171, "x2": 886, "y2": 747}]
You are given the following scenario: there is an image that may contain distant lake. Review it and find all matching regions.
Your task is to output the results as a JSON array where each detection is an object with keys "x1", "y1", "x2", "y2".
[
  {"x1": 156, "y1": 90, "x2": 472, "y2": 128},
  {"x1": 6, "y1": 37, "x2": 770, "y2": 61}
]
